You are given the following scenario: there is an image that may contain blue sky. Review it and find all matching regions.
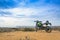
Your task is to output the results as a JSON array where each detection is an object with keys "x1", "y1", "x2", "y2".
[{"x1": 0, "y1": 0, "x2": 60, "y2": 27}]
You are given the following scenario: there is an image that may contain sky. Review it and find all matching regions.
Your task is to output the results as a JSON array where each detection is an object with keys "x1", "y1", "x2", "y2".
[{"x1": 0, "y1": 0, "x2": 60, "y2": 27}]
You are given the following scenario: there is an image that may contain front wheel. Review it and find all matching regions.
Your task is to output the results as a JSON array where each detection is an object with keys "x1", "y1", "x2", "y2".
[{"x1": 45, "y1": 27, "x2": 52, "y2": 33}]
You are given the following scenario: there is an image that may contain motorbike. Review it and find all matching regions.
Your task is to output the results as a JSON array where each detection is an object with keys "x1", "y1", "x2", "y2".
[{"x1": 35, "y1": 21, "x2": 52, "y2": 33}]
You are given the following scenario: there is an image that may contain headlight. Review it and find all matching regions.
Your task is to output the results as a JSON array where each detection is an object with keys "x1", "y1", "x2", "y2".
[{"x1": 47, "y1": 25, "x2": 51, "y2": 26}]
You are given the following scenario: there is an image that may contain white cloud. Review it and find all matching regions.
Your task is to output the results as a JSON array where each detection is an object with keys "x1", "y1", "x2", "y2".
[
  {"x1": 0, "y1": 16, "x2": 36, "y2": 27},
  {"x1": 0, "y1": 8, "x2": 37, "y2": 17},
  {"x1": 0, "y1": 6, "x2": 60, "y2": 27},
  {"x1": 0, "y1": 6, "x2": 54, "y2": 17}
]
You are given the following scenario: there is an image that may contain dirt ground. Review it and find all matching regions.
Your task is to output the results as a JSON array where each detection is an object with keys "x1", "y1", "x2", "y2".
[{"x1": 0, "y1": 30, "x2": 60, "y2": 40}]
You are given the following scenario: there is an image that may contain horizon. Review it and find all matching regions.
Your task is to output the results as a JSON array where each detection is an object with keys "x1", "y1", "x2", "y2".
[{"x1": 0, "y1": 0, "x2": 60, "y2": 27}]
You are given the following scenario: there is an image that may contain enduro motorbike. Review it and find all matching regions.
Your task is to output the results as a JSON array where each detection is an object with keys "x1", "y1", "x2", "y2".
[{"x1": 35, "y1": 21, "x2": 52, "y2": 33}]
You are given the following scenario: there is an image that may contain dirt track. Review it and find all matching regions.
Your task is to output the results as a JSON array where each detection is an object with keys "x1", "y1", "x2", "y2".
[{"x1": 0, "y1": 31, "x2": 60, "y2": 40}]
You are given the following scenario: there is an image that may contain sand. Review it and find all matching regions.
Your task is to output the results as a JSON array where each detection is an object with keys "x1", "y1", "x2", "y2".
[{"x1": 0, "y1": 30, "x2": 60, "y2": 40}]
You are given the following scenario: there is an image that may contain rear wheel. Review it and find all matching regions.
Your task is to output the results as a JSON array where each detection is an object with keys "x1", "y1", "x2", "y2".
[{"x1": 45, "y1": 27, "x2": 52, "y2": 33}]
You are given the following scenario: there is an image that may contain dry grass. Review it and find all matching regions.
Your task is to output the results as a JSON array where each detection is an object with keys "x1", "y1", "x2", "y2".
[{"x1": 0, "y1": 30, "x2": 60, "y2": 40}]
